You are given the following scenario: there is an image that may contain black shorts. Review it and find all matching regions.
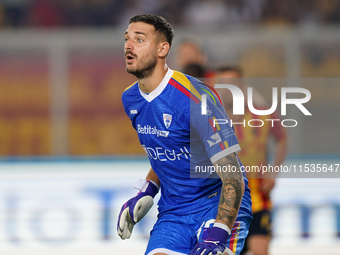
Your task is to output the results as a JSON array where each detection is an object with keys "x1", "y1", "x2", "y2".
[
  {"x1": 248, "y1": 210, "x2": 272, "y2": 237},
  {"x1": 240, "y1": 210, "x2": 272, "y2": 255}
]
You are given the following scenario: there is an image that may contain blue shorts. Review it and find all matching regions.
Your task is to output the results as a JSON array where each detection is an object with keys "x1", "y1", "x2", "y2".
[{"x1": 145, "y1": 205, "x2": 251, "y2": 255}]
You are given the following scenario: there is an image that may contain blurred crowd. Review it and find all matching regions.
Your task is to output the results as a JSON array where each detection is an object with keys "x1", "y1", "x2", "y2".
[{"x1": 0, "y1": 0, "x2": 339, "y2": 28}]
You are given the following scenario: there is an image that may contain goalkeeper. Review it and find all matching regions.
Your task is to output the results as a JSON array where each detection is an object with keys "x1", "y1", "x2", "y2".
[{"x1": 118, "y1": 14, "x2": 252, "y2": 255}]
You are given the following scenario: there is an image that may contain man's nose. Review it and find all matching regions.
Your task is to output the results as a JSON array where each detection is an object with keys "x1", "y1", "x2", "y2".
[{"x1": 125, "y1": 39, "x2": 133, "y2": 51}]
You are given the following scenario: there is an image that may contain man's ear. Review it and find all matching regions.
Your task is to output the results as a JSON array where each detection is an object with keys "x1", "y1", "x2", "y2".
[{"x1": 158, "y1": 42, "x2": 170, "y2": 58}]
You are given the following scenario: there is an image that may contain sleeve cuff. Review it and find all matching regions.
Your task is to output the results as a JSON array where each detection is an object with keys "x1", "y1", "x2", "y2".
[{"x1": 210, "y1": 144, "x2": 241, "y2": 164}]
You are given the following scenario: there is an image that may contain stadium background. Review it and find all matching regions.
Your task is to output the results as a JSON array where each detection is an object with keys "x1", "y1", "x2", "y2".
[{"x1": 0, "y1": 0, "x2": 339, "y2": 254}]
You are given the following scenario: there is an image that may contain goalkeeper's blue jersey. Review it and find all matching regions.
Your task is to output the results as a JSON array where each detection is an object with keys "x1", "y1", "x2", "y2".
[{"x1": 122, "y1": 68, "x2": 252, "y2": 218}]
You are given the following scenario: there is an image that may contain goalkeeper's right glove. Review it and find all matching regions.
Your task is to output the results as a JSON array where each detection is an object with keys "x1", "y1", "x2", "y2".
[
  {"x1": 117, "y1": 179, "x2": 159, "y2": 239},
  {"x1": 189, "y1": 223, "x2": 231, "y2": 255}
]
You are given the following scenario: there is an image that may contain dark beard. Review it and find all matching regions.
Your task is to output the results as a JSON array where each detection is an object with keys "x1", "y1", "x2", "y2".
[{"x1": 127, "y1": 56, "x2": 157, "y2": 79}]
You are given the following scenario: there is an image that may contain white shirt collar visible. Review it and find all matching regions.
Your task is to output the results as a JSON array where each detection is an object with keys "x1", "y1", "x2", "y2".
[{"x1": 139, "y1": 68, "x2": 174, "y2": 102}]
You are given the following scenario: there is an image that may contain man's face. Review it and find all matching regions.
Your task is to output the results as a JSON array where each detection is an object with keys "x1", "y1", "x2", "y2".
[
  {"x1": 176, "y1": 43, "x2": 206, "y2": 69},
  {"x1": 124, "y1": 22, "x2": 159, "y2": 79},
  {"x1": 223, "y1": 184, "x2": 236, "y2": 202}
]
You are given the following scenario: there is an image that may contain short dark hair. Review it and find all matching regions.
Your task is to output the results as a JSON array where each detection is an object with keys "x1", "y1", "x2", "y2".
[
  {"x1": 129, "y1": 14, "x2": 174, "y2": 48},
  {"x1": 217, "y1": 65, "x2": 243, "y2": 78},
  {"x1": 178, "y1": 36, "x2": 204, "y2": 54},
  {"x1": 183, "y1": 63, "x2": 205, "y2": 78}
]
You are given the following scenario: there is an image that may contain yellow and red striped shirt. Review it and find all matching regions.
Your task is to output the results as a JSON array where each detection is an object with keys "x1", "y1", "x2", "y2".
[{"x1": 234, "y1": 108, "x2": 286, "y2": 213}]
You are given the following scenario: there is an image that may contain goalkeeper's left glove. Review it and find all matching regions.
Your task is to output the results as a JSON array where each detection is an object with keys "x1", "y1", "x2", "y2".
[{"x1": 189, "y1": 223, "x2": 231, "y2": 255}]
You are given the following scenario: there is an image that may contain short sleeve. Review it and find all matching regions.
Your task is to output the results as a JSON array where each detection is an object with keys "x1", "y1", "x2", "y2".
[{"x1": 190, "y1": 85, "x2": 241, "y2": 164}]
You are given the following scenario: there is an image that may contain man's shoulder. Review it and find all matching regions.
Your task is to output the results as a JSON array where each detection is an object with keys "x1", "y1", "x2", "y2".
[
  {"x1": 123, "y1": 81, "x2": 138, "y2": 94},
  {"x1": 122, "y1": 81, "x2": 139, "y2": 103},
  {"x1": 171, "y1": 70, "x2": 203, "y2": 87},
  {"x1": 169, "y1": 70, "x2": 209, "y2": 99}
]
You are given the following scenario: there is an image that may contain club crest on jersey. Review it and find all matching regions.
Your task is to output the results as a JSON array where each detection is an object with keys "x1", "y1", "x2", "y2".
[
  {"x1": 163, "y1": 114, "x2": 172, "y2": 129},
  {"x1": 207, "y1": 133, "x2": 222, "y2": 147}
]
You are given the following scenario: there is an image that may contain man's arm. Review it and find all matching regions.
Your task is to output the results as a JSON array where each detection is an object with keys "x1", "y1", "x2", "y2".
[
  {"x1": 214, "y1": 152, "x2": 244, "y2": 230},
  {"x1": 146, "y1": 167, "x2": 161, "y2": 187},
  {"x1": 273, "y1": 139, "x2": 288, "y2": 168},
  {"x1": 188, "y1": 152, "x2": 244, "y2": 255},
  {"x1": 262, "y1": 136, "x2": 288, "y2": 194}
]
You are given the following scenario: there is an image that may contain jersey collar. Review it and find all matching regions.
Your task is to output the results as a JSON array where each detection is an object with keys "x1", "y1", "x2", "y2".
[{"x1": 139, "y1": 68, "x2": 174, "y2": 102}]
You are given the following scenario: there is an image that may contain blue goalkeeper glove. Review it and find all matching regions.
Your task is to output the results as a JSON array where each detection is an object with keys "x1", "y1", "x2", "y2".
[
  {"x1": 189, "y1": 223, "x2": 231, "y2": 255},
  {"x1": 117, "y1": 179, "x2": 159, "y2": 239}
]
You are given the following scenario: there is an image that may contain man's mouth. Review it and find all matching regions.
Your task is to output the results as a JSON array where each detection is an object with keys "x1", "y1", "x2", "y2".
[{"x1": 125, "y1": 53, "x2": 136, "y2": 64}]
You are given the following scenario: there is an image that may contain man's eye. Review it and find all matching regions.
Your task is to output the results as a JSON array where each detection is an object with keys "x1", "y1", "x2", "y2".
[
  {"x1": 137, "y1": 38, "x2": 144, "y2": 43},
  {"x1": 124, "y1": 38, "x2": 128, "y2": 42}
]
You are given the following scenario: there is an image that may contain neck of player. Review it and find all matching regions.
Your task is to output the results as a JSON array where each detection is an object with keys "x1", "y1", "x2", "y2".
[{"x1": 138, "y1": 63, "x2": 168, "y2": 94}]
